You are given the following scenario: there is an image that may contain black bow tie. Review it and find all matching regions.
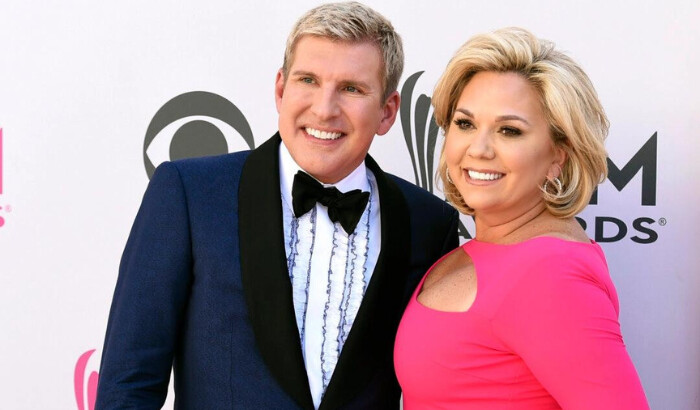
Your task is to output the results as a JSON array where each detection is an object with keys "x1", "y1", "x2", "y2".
[{"x1": 291, "y1": 171, "x2": 370, "y2": 234}]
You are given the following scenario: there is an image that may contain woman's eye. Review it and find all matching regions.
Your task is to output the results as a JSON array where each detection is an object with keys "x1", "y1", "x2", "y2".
[
  {"x1": 453, "y1": 118, "x2": 473, "y2": 130},
  {"x1": 500, "y1": 126, "x2": 522, "y2": 136}
]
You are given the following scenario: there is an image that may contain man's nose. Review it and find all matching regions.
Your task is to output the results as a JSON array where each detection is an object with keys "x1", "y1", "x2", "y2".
[{"x1": 310, "y1": 87, "x2": 341, "y2": 120}]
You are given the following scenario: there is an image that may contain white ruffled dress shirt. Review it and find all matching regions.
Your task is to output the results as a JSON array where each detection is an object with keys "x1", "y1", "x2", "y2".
[{"x1": 278, "y1": 142, "x2": 381, "y2": 408}]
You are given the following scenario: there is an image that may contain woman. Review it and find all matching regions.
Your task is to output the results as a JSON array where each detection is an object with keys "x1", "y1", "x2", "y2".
[{"x1": 394, "y1": 28, "x2": 649, "y2": 409}]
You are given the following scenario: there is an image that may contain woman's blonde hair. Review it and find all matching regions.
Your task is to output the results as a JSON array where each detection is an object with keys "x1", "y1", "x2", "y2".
[{"x1": 433, "y1": 27, "x2": 608, "y2": 218}]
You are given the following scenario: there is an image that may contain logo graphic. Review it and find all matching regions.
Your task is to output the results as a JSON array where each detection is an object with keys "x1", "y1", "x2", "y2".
[
  {"x1": 143, "y1": 91, "x2": 256, "y2": 179},
  {"x1": 0, "y1": 127, "x2": 10, "y2": 229},
  {"x1": 399, "y1": 72, "x2": 475, "y2": 239},
  {"x1": 399, "y1": 73, "x2": 662, "y2": 243},
  {"x1": 400, "y1": 71, "x2": 440, "y2": 193},
  {"x1": 0, "y1": 128, "x2": 3, "y2": 196},
  {"x1": 74, "y1": 349, "x2": 99, "y2": 410},
  {"x1": 577, "y1": 132, "x2": 661, "y2": 244},
  {"x1": 591, "y1": 132, "x2": 657, "y2": 206}
]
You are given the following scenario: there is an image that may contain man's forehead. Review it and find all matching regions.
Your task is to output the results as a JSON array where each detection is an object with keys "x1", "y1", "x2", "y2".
[
  {"x1": 289, "y1": 36, "x2": 382, "y2": 65},
  {"x1": 287, "y1": 36, "x2": 384, "y2": 81}
]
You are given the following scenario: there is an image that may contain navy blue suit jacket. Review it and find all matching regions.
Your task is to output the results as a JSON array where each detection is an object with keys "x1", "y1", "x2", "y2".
[{"x1": 96, "y1": 134, "x2": 458, "y2": 409}]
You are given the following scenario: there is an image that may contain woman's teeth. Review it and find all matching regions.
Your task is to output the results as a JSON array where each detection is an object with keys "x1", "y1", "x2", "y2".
[{"x1": 468, "y1": 170, "x2": 504, "y2": 181}]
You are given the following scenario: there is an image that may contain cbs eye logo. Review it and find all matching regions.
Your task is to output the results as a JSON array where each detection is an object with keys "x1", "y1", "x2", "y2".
[{"x1": 143, "y1": 91, "x2": 256, "y2": 178}]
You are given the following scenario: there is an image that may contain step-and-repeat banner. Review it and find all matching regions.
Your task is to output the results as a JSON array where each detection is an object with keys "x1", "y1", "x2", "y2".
[{"x1": 1, "y1": 0, "x2": 698, "y2": 408}]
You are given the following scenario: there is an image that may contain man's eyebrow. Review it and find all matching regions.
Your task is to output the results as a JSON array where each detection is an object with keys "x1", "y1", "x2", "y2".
[{"x1": 290, "y1": 70, "x2": 317, "y2": 77}]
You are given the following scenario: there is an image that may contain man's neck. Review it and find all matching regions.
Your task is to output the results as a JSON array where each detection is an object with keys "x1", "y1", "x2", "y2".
[{"x1": 278, "y1": 142, "x2": 369, "y2": 200}]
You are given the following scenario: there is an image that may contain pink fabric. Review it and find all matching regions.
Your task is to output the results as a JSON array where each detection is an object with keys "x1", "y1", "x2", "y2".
[
  {"x1": 395, "y1": 237, "x2": 649, "y2": 409},
  {"x1": 74, "y1": 349, "x2": 98, "y2": 410}
]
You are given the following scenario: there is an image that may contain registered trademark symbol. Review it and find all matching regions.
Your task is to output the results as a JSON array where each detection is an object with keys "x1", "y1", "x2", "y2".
[
  {"x1": 4, "y1": 204, "x2": 12, "y2": 213},
  {"x1": 658, "y1": 217, "x2": 667, "y2": 226}
]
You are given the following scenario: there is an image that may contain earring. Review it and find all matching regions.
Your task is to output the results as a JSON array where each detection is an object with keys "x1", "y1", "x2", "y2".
[
  {"x1": 543, "y1": 177, "x2": 563, "y2": 196},
  {"x1": 446, "y1": 169, "x2": 454, "y2": 184}
]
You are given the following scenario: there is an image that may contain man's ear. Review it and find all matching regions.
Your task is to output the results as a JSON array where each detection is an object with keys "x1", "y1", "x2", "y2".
[
  {"x1": 274, "y1": 69, "x2": 285, "y2": 113},
  {"x1": 376, "y1": 91, "x2": 400, "y2": 136}
]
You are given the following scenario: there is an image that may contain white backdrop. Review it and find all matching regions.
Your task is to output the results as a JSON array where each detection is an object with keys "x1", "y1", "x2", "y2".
[{"x1": 1, "y1": 0, "x2": 698, "y2": 408}]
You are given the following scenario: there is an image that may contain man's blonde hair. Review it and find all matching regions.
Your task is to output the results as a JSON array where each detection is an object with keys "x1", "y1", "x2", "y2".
[{"x1": 282, "y1": 1, "x2": 404, "y2": 101}]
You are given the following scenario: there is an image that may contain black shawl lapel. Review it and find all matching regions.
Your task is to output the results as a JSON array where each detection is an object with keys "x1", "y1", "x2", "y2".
[
  {"x1": 239, "y1": 133, "x2": 315, "y2": 409},
  {"x1": 319, "y1": 155, "x2": 411, "y2": 410}
]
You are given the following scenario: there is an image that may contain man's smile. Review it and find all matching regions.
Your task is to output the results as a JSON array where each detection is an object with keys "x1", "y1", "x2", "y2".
[{"x1": 305, "y1": 127, "x2": 343, "y2": 140}]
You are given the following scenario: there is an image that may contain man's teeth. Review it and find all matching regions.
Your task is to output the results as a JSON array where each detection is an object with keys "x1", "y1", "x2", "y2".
[
  {"x1": 306, "y1": 127, "x2": 342, "y2": 140},
  {"x1": 468, "y1": 170, "x2": 504, "y2": 181}
]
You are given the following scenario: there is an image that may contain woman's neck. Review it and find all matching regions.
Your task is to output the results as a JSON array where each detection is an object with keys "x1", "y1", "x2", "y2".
[{"x1": 474, "y1": 202, "x2": 555, "y2": 244}]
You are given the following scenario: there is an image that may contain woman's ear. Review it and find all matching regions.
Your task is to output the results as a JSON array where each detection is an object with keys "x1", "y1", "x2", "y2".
[{"x1": 548, "y1": 146, "x2": 567, "y2": 179}]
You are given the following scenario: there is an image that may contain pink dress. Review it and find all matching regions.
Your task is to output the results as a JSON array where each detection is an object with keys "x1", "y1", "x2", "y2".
[{"x1": 394, "y1": 237, "x2": 649, "y2": 409}]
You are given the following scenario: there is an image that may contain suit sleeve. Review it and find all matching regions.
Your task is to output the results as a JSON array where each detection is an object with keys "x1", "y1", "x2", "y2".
[
  {"x1": 96, "y1": 162, "x2": 193, "y2": 409},
  {"x1": 491, "y1": 255, "x2": 649, "y2": 410},
  {"x1": 439, "y1": 209, "x2": 460, "y2": 256}
]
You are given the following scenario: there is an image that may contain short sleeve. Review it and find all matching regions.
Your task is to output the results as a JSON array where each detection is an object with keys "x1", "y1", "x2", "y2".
[{"x1": 491, "y1": 246, "x2": 649, "y2": 410}]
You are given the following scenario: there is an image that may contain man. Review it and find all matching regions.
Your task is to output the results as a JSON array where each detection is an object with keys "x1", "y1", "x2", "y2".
[{"x1": 96, "y1": 2, "x2": 458, "y2": 409}]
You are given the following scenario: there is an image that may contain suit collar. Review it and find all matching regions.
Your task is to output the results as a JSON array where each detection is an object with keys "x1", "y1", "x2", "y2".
[{"x1": 239, "y1": 133, "x2": 315, "y2": 409}]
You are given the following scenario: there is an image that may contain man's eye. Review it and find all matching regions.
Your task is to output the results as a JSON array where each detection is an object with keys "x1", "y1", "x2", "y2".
[
  {"x1": 300, "y1": 77, "x2": 314, "y2": 84},
  {"x1": 344, "y1": 85, "x2": 359, "y2": 93}
]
